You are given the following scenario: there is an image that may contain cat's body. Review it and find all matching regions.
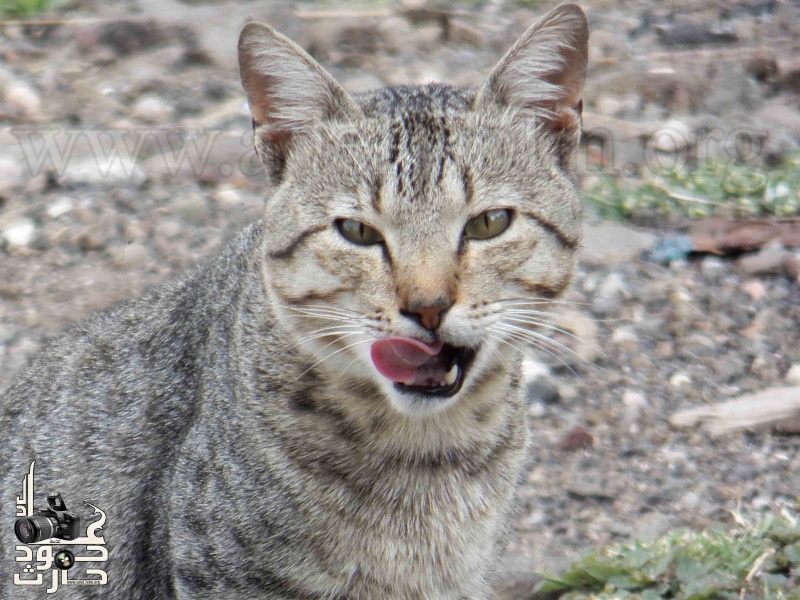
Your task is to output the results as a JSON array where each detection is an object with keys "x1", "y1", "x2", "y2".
[{"x1": 0, "y1": 5, "x2": 587, "y2": 599}]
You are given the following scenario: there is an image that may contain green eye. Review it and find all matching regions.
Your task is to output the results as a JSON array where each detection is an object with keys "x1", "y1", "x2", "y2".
[
  {"x1": 464, "y1": 209, "x2": 511, "y2": 240},
  {"x1": 336, "y1": 219, "x2": 384, "y2": 246}
]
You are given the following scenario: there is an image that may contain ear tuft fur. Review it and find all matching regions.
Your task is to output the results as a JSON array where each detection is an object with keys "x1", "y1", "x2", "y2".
[
  {"x1": 476, "y1": 3, "x2": 588, "y2": 154},
  {"x1": 238, "y1": 22, "x2": 362, "y2": 185}
]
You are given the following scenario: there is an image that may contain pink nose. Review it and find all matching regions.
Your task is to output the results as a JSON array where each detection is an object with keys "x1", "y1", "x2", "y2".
[{"x1": 401, "y1": 300, "x2": 452, "y2": 331}]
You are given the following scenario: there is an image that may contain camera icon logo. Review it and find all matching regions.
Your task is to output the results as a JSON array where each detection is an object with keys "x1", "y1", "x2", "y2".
[{"x1": 14, "y1": 492, "x2": 81, "y2": 544}]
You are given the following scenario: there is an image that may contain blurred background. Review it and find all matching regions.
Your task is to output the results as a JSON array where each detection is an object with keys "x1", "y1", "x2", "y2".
[{"x1": 0, "y1": 0, "x2": 799, "y2": 597}]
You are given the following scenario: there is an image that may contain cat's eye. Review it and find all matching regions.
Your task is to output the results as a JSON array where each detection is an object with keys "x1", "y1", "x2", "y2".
[
  {"x1": 336, "y1": 219, "x2": 384, "y2": 246},
  {"x1": 464, "y1": 209, "x2": 512, "y2": 240}
]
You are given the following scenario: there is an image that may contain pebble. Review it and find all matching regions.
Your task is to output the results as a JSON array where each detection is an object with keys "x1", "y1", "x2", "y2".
[
  {"x1": 45, "y1": 196, "x2": 75, "y2": 219},
  {"x1": 554, "y1": 309, "x2": 600, "y2": 364},
  {"x1": 78, "y1": 230, "x2": 107, "y2": 252},
  {"x1": 61, "y1": 156, "x2": 147, "y2": 186},
  {"x1": 581, "y1": 222, "x2": 657, "y2": 267},
  {"x1": 173, "y1": 194, "x2": 213, "y2": 227},
  {"x1": 566, "y1": 481, "x2": 613, "y2": 501},
  {"x1": 621, "y1": 390, "x2": 648, "y2": 423},
  {"x1": 713, "y1": 354, "x2": 746, "y2": 383},
  {"x1": 1, "y1": 218, "x2": 36, "y2": 248},
  {"x1": 593, "y1": 272, "x2": 630, "y2": 313},
  {"x1": 700, "y1": 256, "x2": 726, "y2": 279},
  {"x1": 738, "y1": 244, "x2": 792, "y2": 276},
  {"x1": 525, "y1": 375, "x2": 560, "y2": 406},
  {"x1": 0, "y1": 157, "x2": 25, "y2": 191},
  {"x1": 557, "y1": 426, "x2": 594, "y2": 451},
  {"x1": 651, "y1": 119, "x2": 692, "y2": 152},
  {"x1": 740, "y1": 279, "x2": 767, "y2": 301},
  {"x1": 631, "y1": 512, "x2": 672, "y2": 541},
  {"x1": 112, "y1": 242, "x2": 151, "y2": 270},
  {"x1": 132, "y1": 95, "x2": 174, "y2": 124},
  {"x1": 448, "y1": 20, "x2": 484, "y2": 48},
  {"x1": 610, "y1": 326, "x2": 639, "y2": 351},
  {"x1": 5, "y1": 82, "x2": 42, "y2": 118},
  {"x1": 669, "y1": 372, "x2": 692, "y2": 389},
  {"x1": 786, "y1": 364, "x2": 800, "y2": 385}
]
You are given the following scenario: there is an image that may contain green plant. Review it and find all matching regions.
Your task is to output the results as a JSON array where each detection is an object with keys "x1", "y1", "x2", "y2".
[
  {"x1": 0, "y1": 0, "x2": 54, "y2": 17},
  {"x1": 585, "y1": 153, "x2": 800, "y2": 221},
  {"x1": 535, "y1": 509, "x2": 800, "y2": 600}
]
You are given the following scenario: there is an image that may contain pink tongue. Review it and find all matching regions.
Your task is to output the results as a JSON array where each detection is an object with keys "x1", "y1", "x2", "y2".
[{"x1": 370, "y1": 337, "x2": 443, "y2": 383}]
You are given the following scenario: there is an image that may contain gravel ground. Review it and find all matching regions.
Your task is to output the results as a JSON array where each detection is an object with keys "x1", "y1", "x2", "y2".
[{"x1": 1, "y1": 0, "x2": 799, "y2": 595}]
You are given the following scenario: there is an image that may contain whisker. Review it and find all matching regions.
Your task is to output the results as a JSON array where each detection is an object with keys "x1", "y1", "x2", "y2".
[
  {"x1": 494, "y1": 325, "x2": 582, "y2": 379},
  {"x1": 501, "y1": 315, "x2": 605, "y2": 357},
  {"x1": 302, "y1": 331, "x2": 366, "y2": 363},
  {"x1": 290, "y1": 338, "x2": 376, "y2": 384},
  {"x1": 496, "y1": 323, "x2": 582, "y2": 362}
]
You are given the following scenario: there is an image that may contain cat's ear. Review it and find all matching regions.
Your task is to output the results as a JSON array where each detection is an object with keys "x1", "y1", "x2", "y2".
[
  {"x1": 475, "y1": 3, "x2": 588, "y2": 162},
  {"x1": 238, "y1": 22, "x2": 363, "y2": 185}
]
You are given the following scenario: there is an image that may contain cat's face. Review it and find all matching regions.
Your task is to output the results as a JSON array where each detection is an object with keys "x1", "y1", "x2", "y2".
[{"x1": 239, "y1": 4, "x2": 588, "y2": 415}]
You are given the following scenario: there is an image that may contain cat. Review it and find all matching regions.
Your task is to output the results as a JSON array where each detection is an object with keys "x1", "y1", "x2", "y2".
[{"x1": 0, "y1": 3, "x2": 587, "y2": 599}]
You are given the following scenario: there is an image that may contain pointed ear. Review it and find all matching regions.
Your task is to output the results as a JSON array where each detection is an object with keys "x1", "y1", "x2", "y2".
[
  {"x1": 475, "y1": 4, "x2": 588, "y2": 161},
  {"x1": 238, "y1": 22, "x2": 363, "y2": 185}
]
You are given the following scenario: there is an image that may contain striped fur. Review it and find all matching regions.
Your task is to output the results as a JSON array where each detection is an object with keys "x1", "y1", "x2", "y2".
[{"x1": 0, "y1": 4, "x2": 588, "y2": 599}]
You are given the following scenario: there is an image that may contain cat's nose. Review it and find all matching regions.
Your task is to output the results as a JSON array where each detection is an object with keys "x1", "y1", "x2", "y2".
[{"x1": 401, "y1": 300, "x2": 452, "y2": 331}]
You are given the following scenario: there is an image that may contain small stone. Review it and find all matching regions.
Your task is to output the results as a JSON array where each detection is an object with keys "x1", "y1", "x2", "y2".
[
  {"x1": 713, "y1": 354, "x2": 746, "y2": 383},
  {"x1": 566, "y1": 481, "x2": 613, "y2": 501},
  {"x1": 120, "y1": 220, "x2": 148, "y2": 244},
  {"x1": 593, "y1": 272, "x2": 630, "y2": 313},
  {"x1": 786, "y1": 364, "x2": 800, "y2": 385},
  {"x1": 656, "y1": 342, "x2": 675, "y2": 359},
  {"x1": 621, "y1": 390, "x2": 648, "y2": 423},
  {"x1": 77, "y1": 230, "x2": 106, "y2": 252},
  {"x1": 700, "y1": 256, "x2": 726, "y2": 278},
  {"x1": 738, "y1": 243, "x2": 792, "y2": 276},
  {"x1": 5, "y1": 82, "x2": 41, "y2": 118},
  {"x1": 581, "y1": 223, "x2": 657, "y2": 267},
  {"x1": 611, "y1": 327, "x2": 639, "y2": 351},
  {"x1": 0, "y1": 157, "x2": 25, "y2": 191},
  {"x1": 174, "y1": 194, "x2": 212, "y2": 226},
  {"x1": 594, "y1": 95, "x2": 622, "y2": 116},
  {"x1": 132, "y1": 95, "x2": 174, "y2": 124},
  {"x1": 669, "y1": 372, "x2": 692, "y2": 389},
  {"x1": 448, "y1": 20, "x2": 484, "y2": 47},
  {"x1": 112, "y1": 242, "x2": 151, "y2": 270},
  {"x1": 652, "y1": 119, "x2": 692, "y2": 152},
  {"x1": 525, "y1": 375, "x2": 560, "y2": 405},
  {"x1": 629, "y1": 354, "x2": 651, "y2": 371},
  {"x1": 740, "y1": 279, "x2": 767, "y2": 301},
  {"x1": 1, "y1": 218, "x2": 36, "y2": 248},
  {"x1": 45, "y1": 196, "x2": 75, "y2": 219},
  {"x1": 341, "y1": 73, "x2": 384, "y2": 94},
  {"x1": 557, "y1": 426, "x2": 594, "y2": 451},
  {"x1": 632, "y1": 512, "x2": 672, "y2": 541},
  {"x1": 61, "y1": 155, "x2": 146, "y2": 186}
]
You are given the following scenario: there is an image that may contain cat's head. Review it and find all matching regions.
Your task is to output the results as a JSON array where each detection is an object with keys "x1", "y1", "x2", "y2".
[{"x1": 239, "y1": 4, "x2": 588, "y2": 416}]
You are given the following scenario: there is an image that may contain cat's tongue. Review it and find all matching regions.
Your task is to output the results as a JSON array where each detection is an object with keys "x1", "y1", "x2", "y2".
[{"x1": 370, "y1": 337, "x2": 444, "y2": 383}]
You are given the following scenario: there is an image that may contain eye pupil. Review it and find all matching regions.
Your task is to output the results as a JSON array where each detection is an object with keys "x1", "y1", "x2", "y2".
[
  {"x1": 336, "y1": 219, "x2": 383, "y2": 246},
  {"x1": 465, "y1": 209, "x2": 511, "y2": 240}
]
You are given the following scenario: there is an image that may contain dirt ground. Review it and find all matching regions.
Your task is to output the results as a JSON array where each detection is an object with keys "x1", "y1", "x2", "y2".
[{"x1": 1, "y1": 0, "x2": 799, "y2": 596}]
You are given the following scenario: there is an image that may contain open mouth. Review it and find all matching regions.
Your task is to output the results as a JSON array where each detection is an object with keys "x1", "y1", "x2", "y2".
[{"x1": 370, "y1": 337, "x2": 478, "y2": 398}]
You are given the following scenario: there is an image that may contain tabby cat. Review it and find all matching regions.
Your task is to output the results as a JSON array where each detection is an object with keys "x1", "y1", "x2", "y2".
[{"x1": 0, "y1": 4, "x2": 587, "y2": 598}]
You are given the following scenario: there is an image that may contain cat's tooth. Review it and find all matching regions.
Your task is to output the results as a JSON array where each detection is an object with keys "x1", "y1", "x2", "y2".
[{"x1": 444, "y1": 364, "x2": 458, "y2": 386}]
